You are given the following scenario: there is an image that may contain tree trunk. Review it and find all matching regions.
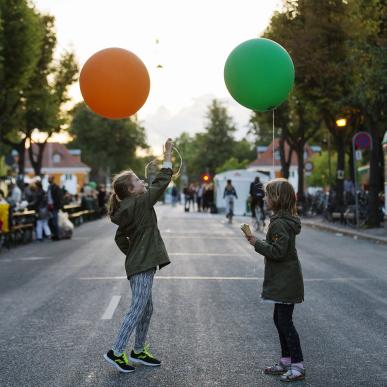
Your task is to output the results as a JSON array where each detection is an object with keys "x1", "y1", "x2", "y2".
[
  {"x1": 28, "y1": 140, "x2": 47, "y2": 177},
  {"x1": 348, "y1": 144, "x2": 355, "y2": 184},
  {"x1": 367, "y1": 125, "x2": 383, "y2": 227},
  {"x1": 296, "y1": 142, "x2": 305, "y2": 200},
  {"x1": 279, "y1": 136, "x2": 293, "y2": 179}
]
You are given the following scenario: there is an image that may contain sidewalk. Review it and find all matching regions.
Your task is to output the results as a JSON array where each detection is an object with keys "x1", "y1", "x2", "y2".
[
  {"x1": 301, "y1": 216, "x2": 387, "y2": 245},
  {"x1": 230, "y1": 211, "x2": 387, "y2": 245}
]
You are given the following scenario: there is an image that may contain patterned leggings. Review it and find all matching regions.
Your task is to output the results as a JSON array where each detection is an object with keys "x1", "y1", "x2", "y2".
[
  {"x1": 112, "y1": 268, "x2": 156, "y2": 354},
  {"x1": 273, "y1": 303, "x2": 304, "y2": 363}
]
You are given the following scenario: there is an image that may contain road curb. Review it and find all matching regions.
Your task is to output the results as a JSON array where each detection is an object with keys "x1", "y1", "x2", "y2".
[{"x1": 302, "y1": 220, "x2": 387, "y2": 245}]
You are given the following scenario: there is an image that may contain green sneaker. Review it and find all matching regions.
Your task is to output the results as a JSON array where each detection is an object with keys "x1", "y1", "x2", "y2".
[
  {"x1": 129, "y1": 344, "x2": 161, "y2": 367},
  {"x1": 103, "y1": 350, "x2": 135, "y2": 373}
]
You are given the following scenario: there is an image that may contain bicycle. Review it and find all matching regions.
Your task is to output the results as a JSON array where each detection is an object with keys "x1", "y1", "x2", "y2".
[
  {"x1": 253, "y1": 202, "x2": 266, "y2": 232},
  {"x1": 225, "y1": 195, "x2": 234, "y2": 224}
]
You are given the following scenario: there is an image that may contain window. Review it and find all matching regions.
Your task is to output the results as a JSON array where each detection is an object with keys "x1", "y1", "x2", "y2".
[{"x1": 52, "y1": 153, "x2": 61, "y2": 163}]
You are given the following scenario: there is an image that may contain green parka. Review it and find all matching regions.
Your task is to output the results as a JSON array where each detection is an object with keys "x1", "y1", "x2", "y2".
[
  {"x1": 111, "y1": 168, "x2": 172, "y2": 278},
  {"x1": 254, "y1": 211, "x2": 304, "y2": 304}
]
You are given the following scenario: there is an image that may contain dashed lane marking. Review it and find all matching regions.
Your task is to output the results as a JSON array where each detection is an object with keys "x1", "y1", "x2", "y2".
[{"x1": 101, "y1": 295, "x2": 121, "y2": 320}]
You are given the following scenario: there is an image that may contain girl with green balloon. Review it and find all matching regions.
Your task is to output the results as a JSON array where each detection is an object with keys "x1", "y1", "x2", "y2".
[{"x1": 226, "y1": 38, "x2": 306, "y2": 382}]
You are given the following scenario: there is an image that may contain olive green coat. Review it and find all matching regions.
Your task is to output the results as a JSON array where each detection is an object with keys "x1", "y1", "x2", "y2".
[
  {"x1": 254, "y1": 211, "x2": 304, "y2": 303},
  {"x1": 111, "y1": 168, "x2": 172, "y2": 278}
]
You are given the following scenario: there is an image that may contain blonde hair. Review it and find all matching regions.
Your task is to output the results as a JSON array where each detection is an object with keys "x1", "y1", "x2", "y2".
[
  {"x1": 265, "y1": 178, "x2": 297, "y2": 216},
  {"x1": 107, "y1": 170, "x2": 136, "y2": 216}
]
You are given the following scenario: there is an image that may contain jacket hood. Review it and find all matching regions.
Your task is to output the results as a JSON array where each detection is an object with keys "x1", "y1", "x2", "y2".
[
  {"x1": 271, "y1": 210, "x2": 301, "y2": 235},
  {"x1": 110, "y1": 198, "x2": 133, "y2": 226}
]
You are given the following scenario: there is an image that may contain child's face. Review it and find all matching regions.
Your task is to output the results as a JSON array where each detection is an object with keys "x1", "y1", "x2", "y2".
[{"x1": 129, "y1": 174, "x2": 147, "y2": 195}]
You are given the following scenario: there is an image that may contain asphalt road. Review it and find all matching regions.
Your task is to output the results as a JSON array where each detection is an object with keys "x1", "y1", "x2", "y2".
[{"x1": 1, "y1": 204, "x2": 386, "y2": 387}]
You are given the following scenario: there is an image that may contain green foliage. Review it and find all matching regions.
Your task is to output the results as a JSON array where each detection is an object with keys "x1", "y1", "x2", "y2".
[
  {"x1": 0, "y1": 0, "x2": 43, "y2": 135},
  {"x1": 174, "y1": 99, "x2": 257, "y2": 182},
  {"x1": 0, "y1": 156, "x2": 7, "y2": 176},
  {"x1": 202, "y1": 99, "x2": 237, "y2": 175},
  {"x1": 69, "y1": 103, "x2": 148, "y2": 180},
  {"x1": 306, "y1": 151, "x2": 350, "y2": 188},
  {"x1": 215, "y1": 157, "x2": 250, "y2": 174}
]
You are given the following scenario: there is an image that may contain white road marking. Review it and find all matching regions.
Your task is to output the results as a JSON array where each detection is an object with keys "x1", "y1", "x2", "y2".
[
  {"x1": 169, "y1": 253, "x2": 249, "y2": 256},
  {"x1": 156, "y1": 276, "x2": 261, "y2": 280},
  {"x1": 0, "y1": 256, "x2": 50, "y2": 262},
  {"x1": 80, "y1": 276, "x2": 377, "y2": 282},
  {"x1": 101, "y1": 295, "x2": 121, "y2": 320},
  {"x1": 163, "y1": 236, "x2": 241, "y2": 240},
  {"x1": 19, "y1": 256, "x2": 51, "y2": 261}
]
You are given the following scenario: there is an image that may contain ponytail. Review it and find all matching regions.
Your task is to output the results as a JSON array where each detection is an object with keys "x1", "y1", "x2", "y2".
[
  {"x1": 108, "y1": 192, "x2": 120, "y2": 217},
  {"x1": 108, "y1": 169, "x2": 136, "y2": 218}
]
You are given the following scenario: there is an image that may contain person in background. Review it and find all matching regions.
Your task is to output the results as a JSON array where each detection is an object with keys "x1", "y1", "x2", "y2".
[
  {"x1": 171, "y1": 185, "x2": 178, "y2": 207},
  {"x1": 188, "y1": 183, "x2": 196, "y2": 211},
  {"x1": 47, "y1": 176, "x2": 62, "y2": 241},
  {"x1": 7, "y1": 181, "x2": 22, "y2": 207},
  {"x1": 197, "y1": 184, "x2": 204, "y2": 212},
  {"x1": 97, "y1": 184, "x2": 107, "y2": 216},
  {"x1": 223, "y1": 180, "x2": 238, "y2": 222},
  {"x1": 183, "y1": 185, "x2": 189, "y2": 211},
  {"x1": 30, "y1": 181, "x2": 51, "y2": 242},
  {"x1": 250, "y1": 176, "x2": 266, "y2": 222}
]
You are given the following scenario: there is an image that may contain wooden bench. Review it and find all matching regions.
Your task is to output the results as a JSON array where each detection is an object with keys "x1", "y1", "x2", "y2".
[
  {"x1": 332, "y1": 211, "x2": 355, "y2": 219},
  {"x1": 7, "y1": 210, "x2": 36, "y2": 245},
  {"x1": 67, "y1": 209, "x2": 96, "y2": 226}
]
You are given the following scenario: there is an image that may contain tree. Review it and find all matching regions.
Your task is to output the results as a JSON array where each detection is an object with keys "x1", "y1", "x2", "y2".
[
  {"x1": 173, "y1": 105, "x2": 255, "y2": 183},
  {"x1": 265, "y1": 0, "x2": 352, "y2": 206},
  {"x1": 344, "y1": 0, "x2": 386, "y2": 226},
  {"x1": 248, "y1": 113, "x2": 275, "y2": 146},
  {"x1": 251, "y1": 102, "x2": 295, "y2": 179},
  {"x1": 0, "y1": 0, "x2": 43, "y2": 173},
  {"x1": 215, "y1": 157, "x2": 250, "y2": 174},
  {"x1": 26, "y1": 13, "x2": 78, "y2": 176},
  {"x1": 69, "y1": 103, "x2": 148, "y2": 182},
  {"x1": 199, "y1": 99, "x2": 237, "y2": 176}
]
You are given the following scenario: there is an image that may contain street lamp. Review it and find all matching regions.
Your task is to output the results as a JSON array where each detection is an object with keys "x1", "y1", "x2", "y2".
[
  {"x1": 327, "y1": 118, "x2": 347, "y2": 188},
  {"x1": 336, "y1": 118, "x2": 347, "y2": 128}
]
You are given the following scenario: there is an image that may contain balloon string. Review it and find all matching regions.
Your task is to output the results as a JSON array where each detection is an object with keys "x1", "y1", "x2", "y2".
[
  {"x1": 272, "y1": 109, "x2": 275, "y2": 171},
  {"x1": 144, "y1": 146, "x2": 182, "y2": 180}
]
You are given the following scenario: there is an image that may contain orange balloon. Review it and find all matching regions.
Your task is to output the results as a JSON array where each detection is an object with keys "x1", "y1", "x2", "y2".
[{"x1": 79, "y1": 48, "x2": 150, "y2": 119}]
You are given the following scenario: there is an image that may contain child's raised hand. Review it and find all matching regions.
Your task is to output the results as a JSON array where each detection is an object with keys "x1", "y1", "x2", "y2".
[{"x1": 164, "y1": 138, "x2": 173, "y2": 154}]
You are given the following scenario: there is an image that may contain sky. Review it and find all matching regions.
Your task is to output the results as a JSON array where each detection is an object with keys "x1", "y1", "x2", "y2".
[{"x1": 32, "y1": 0, "x2": 280, "y2": 154}]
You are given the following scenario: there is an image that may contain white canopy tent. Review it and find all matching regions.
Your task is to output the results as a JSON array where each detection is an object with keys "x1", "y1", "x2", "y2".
[{"x1": 214, "y1": 169, "x2": 270, "y2": 216}]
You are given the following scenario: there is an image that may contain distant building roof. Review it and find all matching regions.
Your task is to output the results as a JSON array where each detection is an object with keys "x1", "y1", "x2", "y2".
[
  {"x1": 25, "y1": 143, "x2": 90, "y2": 171},
  {"x1": 249, "y1": 139, "x2": 319, "y2": 168}
]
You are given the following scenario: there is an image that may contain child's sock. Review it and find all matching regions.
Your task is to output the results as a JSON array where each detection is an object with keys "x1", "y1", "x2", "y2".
[
  {"x1": 281, "y1": 357, "x2": 291, "y2": 366},
  {"x1": 134, "y1": 348, "x2": 143, "y2": 354},
  {"x1": 113, "y1": 350, "x2": 123, "y2": 357},
  {"x1": 292, "y1": 361, "x2": 304, "y2": 369}
]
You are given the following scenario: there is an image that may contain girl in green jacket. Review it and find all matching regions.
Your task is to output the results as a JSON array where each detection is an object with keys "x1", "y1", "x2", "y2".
[
  {"x1": 103, "y1": 139, "x2": 173, "y2": 373},
  {"x1": 244, "y1": 178, "x2": 305, "y2": 382}
]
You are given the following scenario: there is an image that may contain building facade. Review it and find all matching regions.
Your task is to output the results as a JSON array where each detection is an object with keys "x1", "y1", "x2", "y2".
[{"x1": 25, "y1": 143, "x2": 91, "y2": 194}]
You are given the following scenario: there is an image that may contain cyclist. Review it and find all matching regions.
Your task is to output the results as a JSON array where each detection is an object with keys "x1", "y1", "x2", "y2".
[{"x1": 224, "y1": 179, "x2": 238, "y2": 224}]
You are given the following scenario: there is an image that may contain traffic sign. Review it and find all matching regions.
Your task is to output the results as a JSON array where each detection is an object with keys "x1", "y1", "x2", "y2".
[
  {"x1": 305, "y1": 161, "x2": 313, "y2": 172},
  {"x1": 353, "y1": 132, "x2": 372, "y2": 150}
]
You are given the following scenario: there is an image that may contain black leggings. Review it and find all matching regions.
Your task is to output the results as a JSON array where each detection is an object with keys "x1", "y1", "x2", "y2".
[{"x1": 273, "y1": 304, "x2": 303, "y2": 363}]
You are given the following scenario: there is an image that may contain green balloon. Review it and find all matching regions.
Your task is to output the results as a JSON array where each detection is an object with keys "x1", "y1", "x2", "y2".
[{"x1": 224, "y1": 38, "x2": 295, "y2": 112}]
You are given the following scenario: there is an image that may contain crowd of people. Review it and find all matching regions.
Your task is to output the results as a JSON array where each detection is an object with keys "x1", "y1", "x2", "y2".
[
  {"x1": 182, "y1": 182, "x2": 216, "y2": 213},
  {"x1": 0, "y1": 176, "x2": 109, "y2": 244}
]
